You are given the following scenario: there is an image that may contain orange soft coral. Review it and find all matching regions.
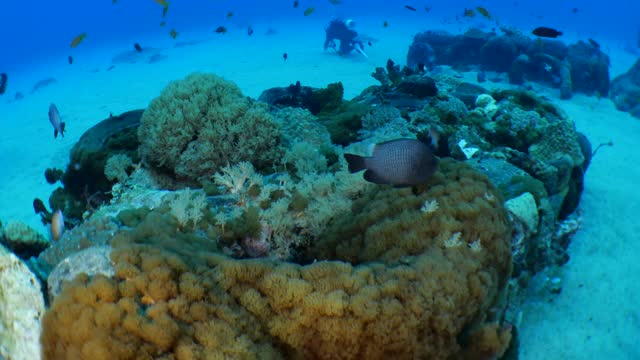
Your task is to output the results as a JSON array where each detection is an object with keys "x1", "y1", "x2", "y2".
[
  {"x1": 42, "y1": 159, "x2": 512, "y2": 359},
  {"x1": 41, "y1": 247, "x2": 280, "y2": 359}
]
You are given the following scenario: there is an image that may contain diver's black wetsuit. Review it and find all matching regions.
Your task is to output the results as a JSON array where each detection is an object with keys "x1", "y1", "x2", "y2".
[{"x1": 324, "y1": 18, "x2": 363, "y2": 55}]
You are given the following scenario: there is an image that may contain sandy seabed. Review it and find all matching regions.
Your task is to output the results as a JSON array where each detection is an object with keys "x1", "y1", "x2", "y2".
[{"x1": 0, "y1": 16, "x2": 638, "y2": 359}]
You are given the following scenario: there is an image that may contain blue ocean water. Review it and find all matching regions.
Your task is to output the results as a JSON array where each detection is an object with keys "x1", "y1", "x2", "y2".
[
  {"x1": 1, "y1": 1, "x2": 640, "y2": 359},
  {"x1": 2, "y1": 0, "x2": 640, "y2": 71}
]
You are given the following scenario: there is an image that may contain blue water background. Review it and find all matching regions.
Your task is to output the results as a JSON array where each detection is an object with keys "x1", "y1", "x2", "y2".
[
  {"x1": 2, "y1": 0, "x2": 640, "y2": 72},
  {"x1": 1, "y1": 1, "x2": 640, "y2": 358}
]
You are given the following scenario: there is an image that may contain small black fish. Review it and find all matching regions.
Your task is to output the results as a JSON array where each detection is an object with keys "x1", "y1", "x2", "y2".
[
  {"x1": 368, "y1": 41, "x2": 372, "y2": 46},
  {"x1": 283, "y1": 53, "x2": 288, "y2": 61},
  {"x1": 293, "y1": 0, "x2": 299, "y2": 8},
  {"x1": 247, "y1": 26, "x2": 254, "y2": 36},
  {"x1": 0, "y1": 73, "x2": 7, "y2": 95},
  {"x1": 134, "y1": 43, "x2": 143, "y2": 52},
  {"x1": 405, "y1": 5, "x2": 416, "y2": 11},
  {"x1": 215, "y1": 26, "x2": 227, "y2": 34},
  {"x1": 572, "y1": 7, "x2": 578, "y2": 13},
  {"x1": 68, "y1": 56, "x2": 73, "y2": 65},
  {"x1": 107, "y1": 65, "x2": 115, "y2": 71},
  {"x1": 344, "y1": 138, "x2": 439, "y2": 187},
  {"x1": 532, "y1": 27, "x2": 562, "y2": 38},
  {"x1": 588, "y1": 38, "x2": 600, "y2": 48}
]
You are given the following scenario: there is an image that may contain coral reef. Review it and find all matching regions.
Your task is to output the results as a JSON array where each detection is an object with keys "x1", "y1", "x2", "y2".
[
  {"x1": 44, "y1": 168, "x2": 64, "y2": 185},
  {"x1": 322, "y1": 66, "x2": 583, "y2": 275},
  {"x1": 41, "y1": 246, "x2": 280, "y2": 360},
  {"x1": 566, "y1": 40, "x2": 610, "y2": 96},
  {"x1": 46, "y1": 109, "x2": 143, "y2": 225},
  {"x1": 104, "y1": 154, "x2": 134, "y2": 183},
  {"x1": 138, "y1": 73, "x2": 284, "y2": 184},
  {"x1": 0, "y1": 220, "x2": 49, "y2": 259},
  {"x1": 27, "y1": 65, "x2": 592, "y2": 359},
  {"x1": 41, "y1": 159, "x2": 513, "y2": 359},
  {"x1": 451, "y1": 82, "x2": 489, "y2": 107},
  {"x1": 258, "y1": 80, "x2": 315, "y2": 108},
  {"x1": 480, "y1": 35, "x2": 520, "y2": 71},
  {"x1": 212, "y1": 160, "x2": 371, "y2": 260},
  {"x1": 369, "y1": 59, "x2": 438, "y2": 102},
  {"x1": 47, "y1": 245, "x2": 114, "y2": 300},
  {"x1": 305, "y1": 81, "x2": 345, "y2": 114},
  {"x1": 407, "y1": 28, "x2": 610, "y2": 98},
  {"x1": 258, "y1": 81, "x2": 345, "y2": 116},
  {"x1": 273, "y1": 107, "x2": 332, "y2": 148},
  {"x1": 317, "y1": 100, "x2": 370, "y2": 145},
  {"x1": 611, "y1": 57, "x2": 640, "y2": 118}
]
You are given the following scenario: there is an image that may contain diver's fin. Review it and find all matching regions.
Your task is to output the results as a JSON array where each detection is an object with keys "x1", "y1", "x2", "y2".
[{"x1": 354, "y1": 43, "x2": 368, "y2": 58}]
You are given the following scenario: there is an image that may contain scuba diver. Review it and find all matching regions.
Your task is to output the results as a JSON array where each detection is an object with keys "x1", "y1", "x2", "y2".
[{"x1": 324, "y1": 17, "x2": 367, "y2": 57}]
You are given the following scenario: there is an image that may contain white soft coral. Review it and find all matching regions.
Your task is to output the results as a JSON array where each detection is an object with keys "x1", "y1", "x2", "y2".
[
  {"x1": 168, "y1": 188, "x2": 207, "y2": 229},
  {"x1": 213, "y1": 161, "x2": 262, "y2": 194}
]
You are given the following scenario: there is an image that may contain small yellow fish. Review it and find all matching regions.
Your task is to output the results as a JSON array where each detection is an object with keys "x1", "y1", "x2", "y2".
[
  {"x1": 383, "y1": 20, "x2": 389, "y2": 27},
  {"x1": 463, "y1": 8, "x2": 476, "y2": 18},
  {"x1": 169, "y1": 29, "x2": 178, "y2": 39},
  {"x1": 51, "y1": 209, "x2": 65, "y2": 241},
  {"x1": 304, "y1": 7, "x2": 315, "y2": 16},
  {"x1": 70, "y1": 32, "x2": 87, "y2": 48},
  {"x1": 154, "y1": 0, "x2": 168, "y2": 6},
  {"x1": 476, "y1": 7, "x2": 491, "y2": 19},
  {"x1": 160, "y1": 21, "x2": 166, "y2": 27},
  {"x1": 162, "y1": 4, "x2": 169, "y2": 17},
  {"x1": 226, "y1": 11, "x2": 234, "y2": 19}
]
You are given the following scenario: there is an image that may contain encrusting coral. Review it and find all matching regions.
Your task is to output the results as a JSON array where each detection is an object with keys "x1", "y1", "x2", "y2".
[
  {"x1": 41, "y1": 246, "x2": 281, "y2": 360},
  {"x1": 137, "y1": 73, "x2": 284, "y2": 184},
  {"x1": 41, "y1": 159, "x2": 513, "y2": 359}
]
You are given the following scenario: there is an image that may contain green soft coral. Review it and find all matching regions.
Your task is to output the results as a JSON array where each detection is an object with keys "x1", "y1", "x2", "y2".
[{"x1": 138, "y1": 73, "x2": 284, "y2": 184}]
